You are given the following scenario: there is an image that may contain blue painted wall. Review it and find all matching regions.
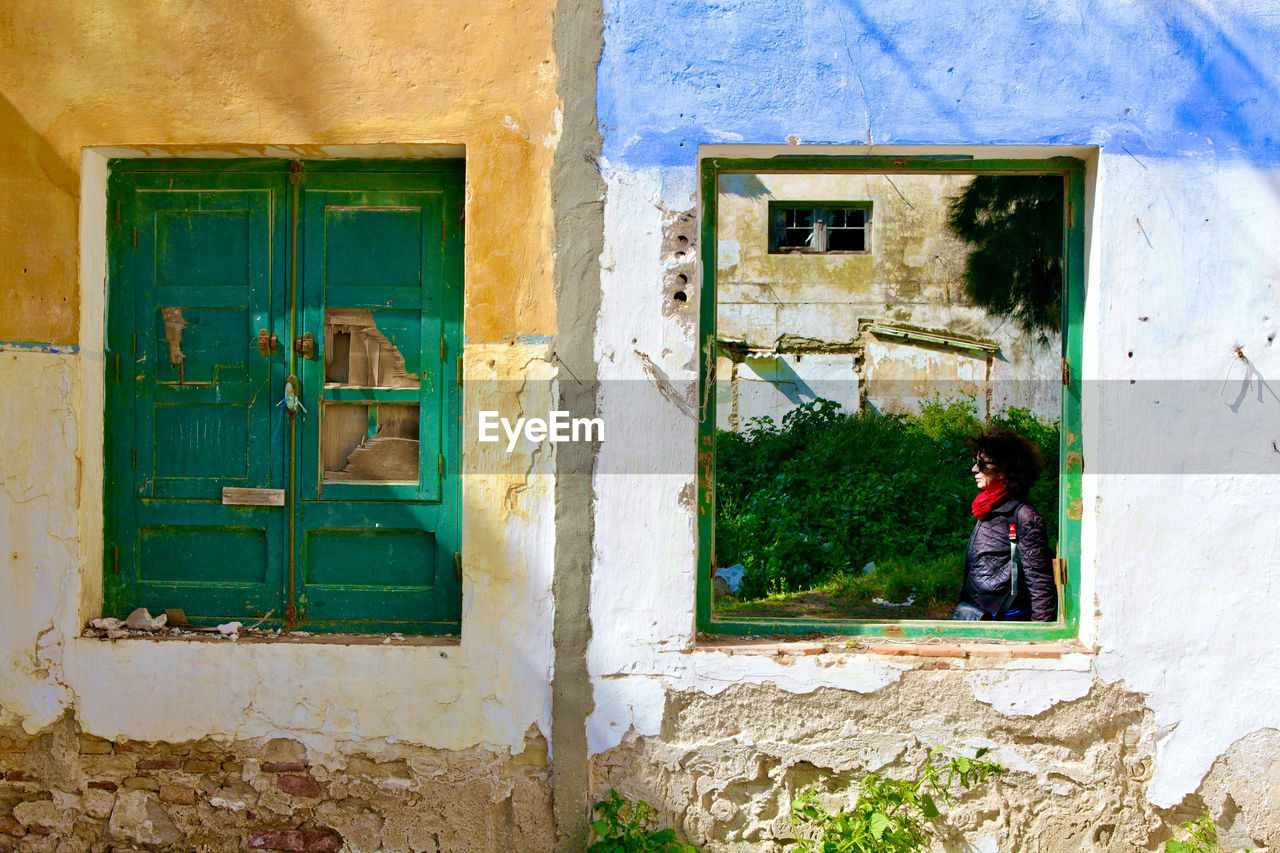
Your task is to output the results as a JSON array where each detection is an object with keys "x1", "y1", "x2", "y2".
[{"x1": 598, "y1": 0, "x2": 1280, "y2": 167}]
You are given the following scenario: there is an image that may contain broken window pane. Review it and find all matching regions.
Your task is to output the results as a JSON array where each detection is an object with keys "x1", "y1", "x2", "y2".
[
  {"x1": 825, "y1": 207, "x2": 868, "y2": 251},
  {"x1": 323, "y1": 309, "x2": 420, "y2": 389},
  {"x1": 773, "y1": 207, "x2": 815, "y2": 250},
  {"x1": 322, "y1": 403, "x2": 419, "y2": 484}
]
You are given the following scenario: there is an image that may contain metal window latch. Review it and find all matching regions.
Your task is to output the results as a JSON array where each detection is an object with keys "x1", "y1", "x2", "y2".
[
  {"x1": 294, "y1": 332, "x2": 316, "y2": 360},
  {"x1": 257, "y1": 329, "x2": 278, "y2": 356}
]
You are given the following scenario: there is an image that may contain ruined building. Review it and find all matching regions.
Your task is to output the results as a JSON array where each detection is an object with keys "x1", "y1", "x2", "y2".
[{"x1": 1, "y1": 1, "x2": 1279, "y2": 851}]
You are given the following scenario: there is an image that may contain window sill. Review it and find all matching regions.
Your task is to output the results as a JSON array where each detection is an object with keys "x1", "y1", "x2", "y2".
[
  {"x1": 79, "y1": 627, "x2": 459, "y2": 647},
  {"x1": 694, "y1": 635, "x2": 1091, "y2": 661}
]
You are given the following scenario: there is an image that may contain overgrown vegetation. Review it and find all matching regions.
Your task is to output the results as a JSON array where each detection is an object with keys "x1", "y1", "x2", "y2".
[
  {"x1": 1165, "y1": 812, "x2": 1244, "y2": 853},
  {"x1": 788, "y1": 747, "x2": 1006, "y2": 852},
  {"x1": 589, "y1": 789, "x2": 699, "y2": 853},
  {"x1": 715, "y1": 398, "x2": 1058, "y2": 607},
  {"x1": 946, "y1": 174, "x2": 1065, "y2": 335}
]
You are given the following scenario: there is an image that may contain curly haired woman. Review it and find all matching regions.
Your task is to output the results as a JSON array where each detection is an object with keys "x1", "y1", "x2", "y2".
[{"x1": 953, "y1": 429, "x2": 1058, "y2": 622}]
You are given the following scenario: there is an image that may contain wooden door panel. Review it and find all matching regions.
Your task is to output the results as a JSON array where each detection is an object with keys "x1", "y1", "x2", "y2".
[{"x1": 107, "y1": 170, "x2": 288, "y2": 621}]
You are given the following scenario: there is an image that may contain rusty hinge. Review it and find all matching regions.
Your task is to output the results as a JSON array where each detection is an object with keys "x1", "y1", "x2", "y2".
[
  {"x1": 287, "y1": 160, "x2": 303, "y2": 186},
  {"x1": 131, "y1": 333, "x2": 136, "y2": 357},
  {"x1": 131, "y1": 448, "x2": 136, "y2": 470},
  {"x1": 456, "y1": 357, "x2": 463, "y2": 386},
  {"x1": 132, "y1": 226, "x2": 137, "y2": 248},
  {"x1": 454, "y1": 552, "x2": 462, "y2": 580},
  {"x1": 438, "y1": 453, "x2": 444, "y2": 476},
  {"x1": 440, "y1": 336, "x2": 446, "y2": 360},
  {"x1": 112, "y1": 546, "x2": 119, "y2": 575},
  {"x1": 1061, "y1": 358, "x2": 1071, "y2": 387},
  {"x1": 114, "y1": 352, "x2": 120, "y2": 382},
  {"x1": 284, "y1": 603, "x2": 298, "y2": 622}
]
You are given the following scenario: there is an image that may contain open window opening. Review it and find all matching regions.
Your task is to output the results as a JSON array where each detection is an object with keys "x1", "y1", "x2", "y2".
[
  {"x1": 769, "y1": 201, "x2": 872, "y2": 254},
  {"x1": 699, "y1": 156, "x2": 1084, "y2": 639}
]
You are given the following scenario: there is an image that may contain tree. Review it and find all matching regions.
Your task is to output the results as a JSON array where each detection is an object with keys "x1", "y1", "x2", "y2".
[{"x1": 946, "y1": 175, "x2": 1064, "y2": 335}]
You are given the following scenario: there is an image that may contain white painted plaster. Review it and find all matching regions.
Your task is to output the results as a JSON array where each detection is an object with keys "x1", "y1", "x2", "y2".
[
  {"x1": 0, "y1": 353, "x2": 80, "y2": 730},
  {"x1": 965, "y1": 670, "x2": 1094, "y2": 717}
]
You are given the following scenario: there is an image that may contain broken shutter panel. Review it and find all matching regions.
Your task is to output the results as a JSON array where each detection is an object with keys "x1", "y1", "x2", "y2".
[{"x1": 296, "y1": 167, "x2": 463, "y2": 627}]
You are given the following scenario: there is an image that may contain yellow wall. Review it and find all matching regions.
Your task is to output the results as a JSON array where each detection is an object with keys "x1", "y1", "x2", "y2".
[
  {"x1": 0, "y1": 0, "x2": 565, "y2": 756},
  {"x1": 0, "y1": 0, "x2": 561, "y2": 343}
]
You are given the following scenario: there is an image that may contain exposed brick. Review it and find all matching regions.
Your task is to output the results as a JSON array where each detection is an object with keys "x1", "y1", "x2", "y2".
[
  {"x1": 3, "y1": 772, "x2": 36, "y2": 783},
  {"x1": 182, "y1": 759, "x2": 221, "y2": 773},
  {"x1": 261, "y1": 762, "x2": 306, "y2": 773},
  {"x1": 123, "y1": 776, "x2": 159, "y2": 791},
  {"x1": 77, "y1": 735, "x2": 113, "y2": 755},
  {"x1": 136, "y1": 758, "x2": 180, "y2": 770},
  {"x1": 159, "y1": 784, "x2": 197, "y2": 806},
  {"x1": 247, "y1": 829, "x2": 341, "y2": 851},
  {"x1": 0, "y1": 816, "x2": 24, "y2": 836},
  {"x1": 112, "y1": 741, "x2": 138, "y2": 753},
  {"x1": 869, "y1": 643, "x2": 970, "y2": 657},
  {"x1": 0, "y1": 841, "x2": 11, "y2": 852},
  {"x1": 87, "y1": 781, "x2": 118, "y2": 791},
  {"x1": 277, "y1": 775, "x2": 321, "y2": 798}
]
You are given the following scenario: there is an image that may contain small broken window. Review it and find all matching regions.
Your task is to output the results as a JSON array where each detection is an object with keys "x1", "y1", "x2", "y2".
[
  {"x1": 320, "y1": 309, "x2": 422, "y2": 484},
  {"x1": 769, "y1": 202, "x2": 871, "y2": 254},
  {"x1": 322, "y1": 403, "x2": 420, "y2": 484},
  {"x1": 323, "y1": 309, "x2": 420, "y2": 389}
]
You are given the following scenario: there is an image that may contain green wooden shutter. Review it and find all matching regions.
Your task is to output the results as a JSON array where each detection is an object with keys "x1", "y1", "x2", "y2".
[
  {"x1": 104, "y1": 160, "x2": 463, "y2": 633},
  {"x1": 106, "y1": 168, "x2": 288, "y2": 621}
]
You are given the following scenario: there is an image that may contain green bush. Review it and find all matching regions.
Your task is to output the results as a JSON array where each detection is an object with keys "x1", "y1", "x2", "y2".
[
  {"x1": 788, "y1": 747, "x2": 1006, "y2": 852},
  {"x1": 716, "y1": 398, "x2": 1058, "y2": 600},
  {"x1": 589, "y1": 789, "x2": 699, "y2": 853}
]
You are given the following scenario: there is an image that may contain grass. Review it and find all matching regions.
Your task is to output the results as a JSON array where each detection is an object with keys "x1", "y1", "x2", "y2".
[{"x1": 715, "y1": 554, "x2": 964, "y2": 621}]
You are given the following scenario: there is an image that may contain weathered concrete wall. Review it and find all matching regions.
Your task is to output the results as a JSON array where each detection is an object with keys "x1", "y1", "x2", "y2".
[
  {"x1": 0, "y1": 0, "x2": 569, "y2": 848},
  {"x1": 716, "y1": 172, "x2": 1060, "y2": 426},
  {"x1": 592, "y1": 0, "x2": 1280, "y2": 849},
  {"x1": 5, "y1": 0, "x2": 1280, "y2": 850}
]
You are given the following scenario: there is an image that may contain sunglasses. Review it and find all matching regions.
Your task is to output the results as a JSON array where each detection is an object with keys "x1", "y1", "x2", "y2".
[{"x1": 972, "y1": 458, "x2": 997, "y2": 471}]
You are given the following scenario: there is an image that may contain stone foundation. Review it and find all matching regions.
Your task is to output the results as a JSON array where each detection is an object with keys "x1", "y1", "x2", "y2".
[
  {"x1": 0, "y1": 717, "x2": 555, "y2": 853},
  {"x1": 590, "y1": 677, "x2": 1277, "y2": 852}
]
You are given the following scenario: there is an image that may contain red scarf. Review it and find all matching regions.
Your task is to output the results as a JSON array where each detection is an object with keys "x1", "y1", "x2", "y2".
[{"x1": 971, "y1": 485, "x2": 1009, "y2": 519}]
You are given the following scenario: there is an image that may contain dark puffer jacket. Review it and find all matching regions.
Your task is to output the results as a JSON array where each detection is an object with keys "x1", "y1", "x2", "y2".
[{"x1": 959, "y1": 497, "x2": 1057, "y2": 621}]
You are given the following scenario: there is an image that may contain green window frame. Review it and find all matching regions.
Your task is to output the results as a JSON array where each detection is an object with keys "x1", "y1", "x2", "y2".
[
  {"x1": 103, "y1": 158, "x2": 464, "y2": 635},
  {"x1": 698, "y1": 154, "x2": 1085, "y2": 640},
  {"x1": 768, "y1": 200, "x2": 873, "y2": 254}
]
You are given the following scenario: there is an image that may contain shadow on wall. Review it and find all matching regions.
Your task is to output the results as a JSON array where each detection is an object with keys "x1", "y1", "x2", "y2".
[
  {"x1": 602, "y1": 0, "x2": 1280, "y2": 171},
  {"x1": 0, "y1": 93, "x2": 78, "y2": 344},
  {"x1": 719, "y1": 174, "x2": 769, "y2": 199},
  {"x1": 836, "y1": 0, "x2": 1280, "y2": 164}
]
